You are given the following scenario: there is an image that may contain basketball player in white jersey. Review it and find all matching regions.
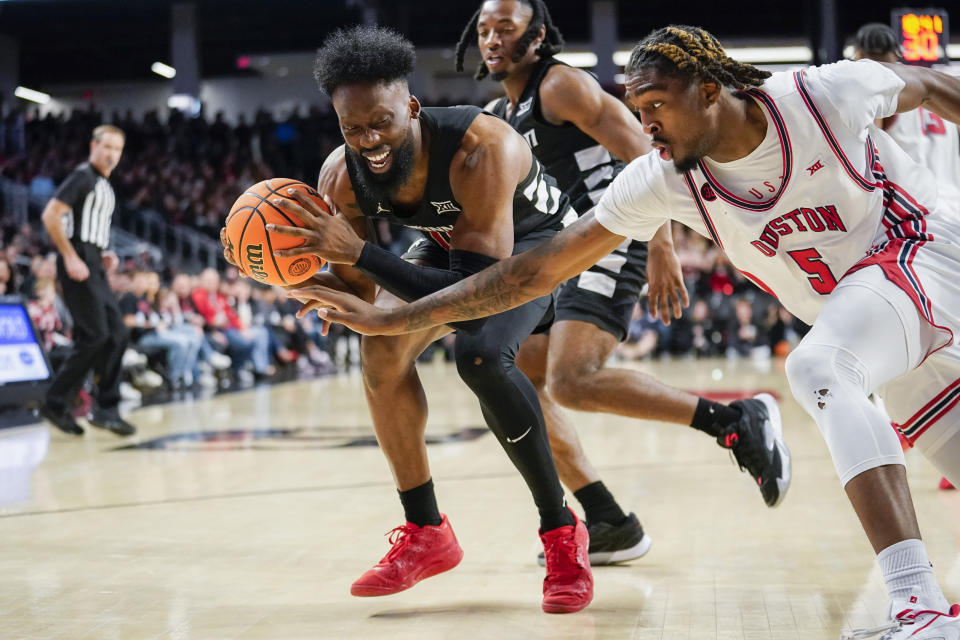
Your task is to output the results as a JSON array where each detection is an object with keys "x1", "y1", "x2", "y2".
[
  {"x1": 854, "y1": 22, "x2": 960, "y2": 495},
  {"x1": 295, "y1": 25, "x2": 960, "y2": 639}
]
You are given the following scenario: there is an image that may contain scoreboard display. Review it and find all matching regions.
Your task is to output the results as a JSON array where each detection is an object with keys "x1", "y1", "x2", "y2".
[{"x1": 892, "y1": 9, "x2": 949, "y2": 65}]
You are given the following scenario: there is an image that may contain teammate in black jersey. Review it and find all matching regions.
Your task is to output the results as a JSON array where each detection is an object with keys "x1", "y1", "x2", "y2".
[
  {"x1": 455, "y1": 1, "x2": 789, "y2": 558},
  {"x1": 221, "y1": 26, "x2": 592, "y2": 613}
]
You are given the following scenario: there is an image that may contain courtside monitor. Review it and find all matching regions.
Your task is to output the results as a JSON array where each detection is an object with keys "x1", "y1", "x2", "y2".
[{"x1": 0, "y1": 297, "x2": 52, "y2": 407}]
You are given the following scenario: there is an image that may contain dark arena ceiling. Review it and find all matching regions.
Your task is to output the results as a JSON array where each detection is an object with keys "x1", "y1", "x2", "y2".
[{"x1": 0, "y1": 0, "x2": 949, "y2": 87}]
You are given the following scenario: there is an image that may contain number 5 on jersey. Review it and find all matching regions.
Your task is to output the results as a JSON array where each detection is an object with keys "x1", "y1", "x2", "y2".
[{"x1": 788, "y1": 248, "x2": 838, "y2": 295}]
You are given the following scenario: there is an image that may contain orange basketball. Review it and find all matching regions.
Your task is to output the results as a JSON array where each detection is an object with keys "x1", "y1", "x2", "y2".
[{"x1": 225, "y1": 178, "x2": 328, "y2": 286}]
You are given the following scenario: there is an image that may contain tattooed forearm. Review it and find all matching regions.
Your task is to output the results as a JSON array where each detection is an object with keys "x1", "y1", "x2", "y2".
[{"x1": 392, "y1": 221, "x2": 594, "y2": 332}]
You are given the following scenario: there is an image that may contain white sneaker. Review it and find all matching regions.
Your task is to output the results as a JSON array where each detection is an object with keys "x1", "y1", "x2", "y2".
[
  {"x1": 122, "y1": 349, "x2": 147, "y2": 368},
  {"x1": 841, "y1": 599, "x2": 960, "y2": 639},
  {"x1": 119, "y1": 382, "x2": 142, "y2": 401},
  {"x1": 132, "y1": 369, "x2": 164, "y2": 390},
  {"x1": 208, "y1": 352, "x2": 232, "y2": 370},
  {"x1": 197, "y1": 373, "x2": 217, "y2": 388}
]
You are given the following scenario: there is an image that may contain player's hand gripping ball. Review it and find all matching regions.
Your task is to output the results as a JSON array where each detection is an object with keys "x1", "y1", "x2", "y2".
[{"x1": 224, "y1": 179, "x2": 330, "y2": 286}]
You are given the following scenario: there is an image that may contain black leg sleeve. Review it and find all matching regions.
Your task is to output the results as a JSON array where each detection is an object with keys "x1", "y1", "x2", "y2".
[{"x1": 453, "y1": 292, "x2": 571, "y2": 531}]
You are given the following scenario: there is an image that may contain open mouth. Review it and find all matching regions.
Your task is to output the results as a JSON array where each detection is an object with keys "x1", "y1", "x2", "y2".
[
  {"x1": 485, "y1": 55, "x2": 504, "y2": 68},
  {"x1": 363, "y1": 148, "x2": 392, "y2": 172},
  {"x1": 652, "y1": 140, "x2": 672, "y2": 161}
]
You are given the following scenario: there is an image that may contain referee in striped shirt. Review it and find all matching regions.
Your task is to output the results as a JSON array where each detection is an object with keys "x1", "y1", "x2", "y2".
[{"x1": 38, "y1": 124, "x2": 135, "y2": 436}]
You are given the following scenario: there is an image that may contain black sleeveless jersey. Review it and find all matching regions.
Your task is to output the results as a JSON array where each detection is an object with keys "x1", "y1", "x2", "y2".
[
  {"x1": 488, "y1": 57, "x2": 625, "y2": 215},
  {"x1": 345, "y1": 105, "x2": 565, "y2": 251}
]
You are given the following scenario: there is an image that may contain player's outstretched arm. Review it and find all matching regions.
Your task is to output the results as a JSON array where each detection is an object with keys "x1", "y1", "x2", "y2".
[
  {"x1": 885, "y1": 63, "x2": 960, "y2": 124},
  {"x1": 291, "y1": 212, "x2": 626, "y2": 335}
]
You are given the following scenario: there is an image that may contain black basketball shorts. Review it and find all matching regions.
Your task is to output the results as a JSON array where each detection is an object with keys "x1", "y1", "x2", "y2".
[{"x1": 555, "y1": 237, "x2": 648, "y2": 342}]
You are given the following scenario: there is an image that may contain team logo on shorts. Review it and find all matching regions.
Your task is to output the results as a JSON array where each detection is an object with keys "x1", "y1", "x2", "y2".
[
  {"x1": 431, "y1": 200, "x2": 461, "y2": 215},
  {"x1": 700, "y1": 183, "x2": 717, "y2": 201},
  {"x1": 288, "y1": 257, "x2": 312, "y2": 277}
]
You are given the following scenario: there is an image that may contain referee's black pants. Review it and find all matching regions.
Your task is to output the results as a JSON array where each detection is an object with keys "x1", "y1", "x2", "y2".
[{"x1": 47, "y1": 243, "x2": 128, "y2": 412}]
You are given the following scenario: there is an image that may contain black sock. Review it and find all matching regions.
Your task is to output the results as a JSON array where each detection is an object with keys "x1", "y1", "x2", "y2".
[
  {"x1": 539, "y1": 504, "x2": 576, "y2": 533},
  {"x1": 398, "y1": 478, "x2": 442, "y2": 527},
  {"x1": 690, "y1": 398, "x2": 742, "y2": 438},
  {"x1": 573, "y1": 481, "x2": 627, "y2": 527}
]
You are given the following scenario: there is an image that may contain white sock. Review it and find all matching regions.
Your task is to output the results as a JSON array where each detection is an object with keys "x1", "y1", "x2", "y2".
[{"x1": 878, "y1": 539, "x2": 949, "y2": 611}]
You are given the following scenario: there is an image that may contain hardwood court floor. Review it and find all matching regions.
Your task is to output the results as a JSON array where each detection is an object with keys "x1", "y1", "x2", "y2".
[{"x1": 1, "y1": 358, "x2": 958, "y2": 640}]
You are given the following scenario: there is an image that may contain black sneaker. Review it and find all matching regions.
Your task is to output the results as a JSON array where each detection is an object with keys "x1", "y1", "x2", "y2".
[
  {"x1": 537, "y1": 512, "x2": 652, "y2": 566},
  {"x1": 88, "y1": 408, "x2": 136, "y2": 436},
  {"x1": 718, "y1": 393, "x2": 791, "y2": 508},
  {"x1": 37, "y1": 403, "x2": 84, "y2": 436}
]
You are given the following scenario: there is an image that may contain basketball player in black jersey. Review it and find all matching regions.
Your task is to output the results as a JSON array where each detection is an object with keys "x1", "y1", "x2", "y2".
[
  {"x1": 221, "y1": 26, "x2": 592, "y2": 613},
  {"x1": 453, "y1": 0, "x2": 790, "y2": 563}
]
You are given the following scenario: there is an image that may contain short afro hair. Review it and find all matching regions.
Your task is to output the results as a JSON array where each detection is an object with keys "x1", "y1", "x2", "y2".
[{"x1": 313, "y1": 25, "x2": 416, "y2": 96}]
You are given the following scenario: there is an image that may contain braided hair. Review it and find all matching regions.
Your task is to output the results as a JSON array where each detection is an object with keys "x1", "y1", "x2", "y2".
[
  {"x1": 454, "y1": 0, "x2": 564, "y2": 80},
  {"x1": 626, "y1": 25, "x2": 771, "y2": 91},
  {"x1": 854, "y1": 23, "x2": 901, "y2": 58}
]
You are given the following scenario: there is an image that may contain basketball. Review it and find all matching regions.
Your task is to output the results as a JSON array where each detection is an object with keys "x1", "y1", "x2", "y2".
[{"x1": 225, "y1": 178, "x2": 329, "y2": 286}]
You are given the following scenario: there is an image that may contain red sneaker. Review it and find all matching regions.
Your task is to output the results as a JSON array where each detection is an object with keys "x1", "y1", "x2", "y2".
[
  {"x1": 940, "y1": 477, "x2": 956, "y2": 490},
  {"x1": 350, "y1": 514, "x2": 463, "y2": 597},
  {"x1": 540, "y1": 509, "x2": 593, "y2": 613}
]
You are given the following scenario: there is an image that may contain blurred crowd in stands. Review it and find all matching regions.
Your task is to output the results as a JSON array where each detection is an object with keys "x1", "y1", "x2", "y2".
[
  {"x1": 619, "y1": 224, "x2": 808, "y2": 362},
  {"x1": 2, "y1": 104, "x2": 343, "y2": 238},
  {"x1": 0, "y1": 104, "x2": 808, "y2": 412},
  {"x1": 2, "y1": 217, "x2": 344, "y2": 413}
]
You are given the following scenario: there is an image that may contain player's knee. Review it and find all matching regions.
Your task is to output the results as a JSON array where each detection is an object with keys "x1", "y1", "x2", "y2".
[
  {"x1": 548, "y1": 368, "x2": 587, "y2": 410},
  {"x1": 453, "y1": 336, "x2": 507, "y2": 388},
  {"x1": 786, "y1": 342, "x2": 868, "y2": 415},
  {"x1": 547, "y1": 354, "x2": 605, "y2": 410},
  {"x1": 360, "y1": 335, "x2": 415, "y2": 389},
  {"x1": 786, "y1": 343, "x2": 834, "y2": 414}
]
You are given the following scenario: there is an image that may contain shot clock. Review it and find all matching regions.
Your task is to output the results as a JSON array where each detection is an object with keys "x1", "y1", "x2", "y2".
[{"x1": 892, "y1": 8, "x2": 949, "y2": 65}]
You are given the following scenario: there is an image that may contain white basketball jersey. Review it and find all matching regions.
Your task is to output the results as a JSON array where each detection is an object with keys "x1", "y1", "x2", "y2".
[
  {"x1": 596, "y1": 60, "x2": 960, "y2": 329},
  {"x1": 884, "y1": 107, "x2": 960, "y2": 212}
]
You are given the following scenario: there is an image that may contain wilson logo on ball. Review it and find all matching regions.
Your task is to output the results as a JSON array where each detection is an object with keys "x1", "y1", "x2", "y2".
[
  {"x1": 288, "y1": 257, "x2": 312, "y2": 277},
  {"x1": 246, "y1": 244, "x2": 268, "y2": 280}
]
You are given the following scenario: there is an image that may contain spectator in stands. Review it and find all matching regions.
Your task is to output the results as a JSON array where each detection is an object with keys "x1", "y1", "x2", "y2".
[
  {"x1": 191, "y1": 268, "x2": 269, "y2": 381},
  {"x1": 232, "y1": 278, "x2": 284, "y2": 371},
  {"x1": 18, "y1": 253, "x2": 55, "y2": 298},
  {"x1": 152, "y1": 288, "x2": 206, "y2": 389},
  {"x1": 727, "y1": 298, "x2": 767, "y2": 359},
  {"x1": 26, "y1": 278, "x2": 72, "y2": 369},
  {"x1": 170, "y1": 272, "x2": 231, "y2": 383},
  {"x1": 120, "y1": 270, "x2": 197, "y2": 390},
  {"x1": 260, "y1": 285, "x2": 332, "y2": 375},
  {"x1": 689, "y1": 298, "x2": 722, "y2": 357}
]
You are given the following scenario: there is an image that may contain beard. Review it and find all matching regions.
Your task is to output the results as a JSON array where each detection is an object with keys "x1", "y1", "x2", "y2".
[
  {"x1": 345, "y1": 129, "x2": 417, "y2": 199},
  {"x1": 673, "y1": 154, "x2": 702, "y2": 173},
  {"x1": 670, "y1": 134, "x2": 716, "y2": 174},
  {"x1": 489, "y1": 69, "x2": 509, "y2": 82}
]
